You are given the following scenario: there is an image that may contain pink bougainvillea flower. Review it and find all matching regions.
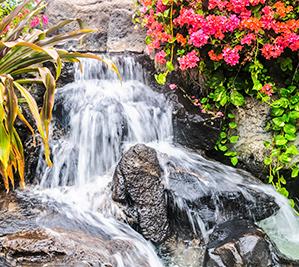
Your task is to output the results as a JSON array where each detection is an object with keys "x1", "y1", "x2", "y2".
[
  {"x1": 42, "y1": 15, "x2": 49, "y2": 25},
  {"x1": 156, "y1": 0, "x2": 167, "y2": 13},
  {"x1": 30, "y1": 16, "x2": 40, "y2": 28},
  {"x1": 169, "y1": 84, "x2": 177, "y2": 90},
  {"x1": 260, "y1": 84, "x2": 273, "y2": 96},
  {"x1": 241, "y1": 33, "x2": 256, "y2": 45},
  {"x1": 261, "y1": 43, "x2": 284, "y2": 59},
  {"x1": 155, "y1": 50, "x2": 167, "y2": 64},
  {"x1": 226, "y1": 14, "x2": 240, "y2": 32},
  {"x1": 178, "y1": 50, "x2": 200, "y2": 71},
  {"x1": 189, "y1": 29, "x2": 209, "y2": 48},
  {"x1": 222, "y1": 47, "x2": 240, "y2": 66}
]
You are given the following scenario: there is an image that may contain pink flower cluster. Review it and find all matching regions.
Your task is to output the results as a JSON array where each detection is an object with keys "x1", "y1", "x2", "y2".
[
  {"x1": 155, "y1": 50, "x2": 166, "y2": 64},
  {"x1": 30, "y1": 15, "x2": 49, "y2": 28},
  {"x1": 137, "y1": 0, "x2": 298, "y2": 76},
  {"x1": 241, "y1": 33, "x2": 256, "y2": 45},
  {"x1": 222, "y1": 46, "x2": 241, "y2": 66},
  {"x1": 144, "y1": 11, "x2": 172, "y2": 53},
  {"x1": 178, "y1": 51, "x2": 200, "y2": 71}
]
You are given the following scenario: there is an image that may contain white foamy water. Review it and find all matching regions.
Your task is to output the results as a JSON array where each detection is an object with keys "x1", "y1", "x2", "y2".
[{"x1": 35, "y1": 55, "x2": 299, "y2": 266}]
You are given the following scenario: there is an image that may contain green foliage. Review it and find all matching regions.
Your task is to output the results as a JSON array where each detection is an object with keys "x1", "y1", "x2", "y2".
[
  {"x1": 135, "y1": 0, "x2": 299, "y2": 208},
  {"x1": 0, "y1": 0, "x2": 21, "y2": 19}
]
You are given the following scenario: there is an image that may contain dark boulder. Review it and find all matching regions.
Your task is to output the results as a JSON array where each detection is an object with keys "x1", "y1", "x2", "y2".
[
  {"x1": 203, "y1": 220, "x2": 299, "y2": 267},
  {"x1": 112, "y1": 144, "x2": 171, "y2": 243},
  {"x1": 203, "y1": 220, "x2": 276, "y2": 267}
]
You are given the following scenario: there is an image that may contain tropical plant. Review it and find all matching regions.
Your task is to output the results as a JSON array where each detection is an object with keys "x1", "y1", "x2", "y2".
[{"x1": 0, "y1": 0, "x2": 119, "y2": 191}]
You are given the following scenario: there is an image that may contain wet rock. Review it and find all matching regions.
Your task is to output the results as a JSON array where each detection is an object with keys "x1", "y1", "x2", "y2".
[
  {"x1": 46, "y1": 0, "x2": 145, "y2": 53},
  {"x1": 112, "y1": 144, "x2": 171, "y2": 243},
  {"x1": 203, "y1": 220, "x2": 299, "y2": 267},
  {"x1": 167, "y1": 92, "x2": 222, "y2": 151},
  {"x1": 0, "y1": 228, "x2": 135, "y2": 267},
  {"x1": 158, "y1": 237, "x2": 205, "y2": 267},
  {"x1": 203, "y1": 220, "x2": 276, "y2": 267},
  {"x1": 0, "y1": 192, "x2": 152, "y2": 267},
  {"x1": 166, "y1": 169, "x2": 279, "y2": 229}
]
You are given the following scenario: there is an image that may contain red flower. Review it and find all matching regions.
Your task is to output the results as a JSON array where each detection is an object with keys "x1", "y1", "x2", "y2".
[
  {"x1": 208, "y1": 50, "x2": 223, "y2": 61},
  {"x1": 260, "y1": 84, "x2": 273, "y2": 96},
  {"x1": 176, "y1": 33, "x2": 187, "y2": 46}
]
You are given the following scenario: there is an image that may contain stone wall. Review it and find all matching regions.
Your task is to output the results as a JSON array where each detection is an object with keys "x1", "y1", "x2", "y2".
[{"x1": 46, "y1": 0, "x2": 146, "y2": 53}]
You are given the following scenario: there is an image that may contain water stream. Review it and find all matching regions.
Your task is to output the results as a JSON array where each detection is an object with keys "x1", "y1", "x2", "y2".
[{"x1": 35, "y1": 55, "x2": 299, "y2": 266}]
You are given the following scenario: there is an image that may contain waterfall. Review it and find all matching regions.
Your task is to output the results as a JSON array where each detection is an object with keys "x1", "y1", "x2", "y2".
[{"x1": 35, "y1": 55, "x2": 299, "y2": 266}]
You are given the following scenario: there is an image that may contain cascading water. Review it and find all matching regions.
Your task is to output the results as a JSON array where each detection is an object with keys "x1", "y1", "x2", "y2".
[{"x1": 34, "y1": 55, "x2": 299, "y2": 266}]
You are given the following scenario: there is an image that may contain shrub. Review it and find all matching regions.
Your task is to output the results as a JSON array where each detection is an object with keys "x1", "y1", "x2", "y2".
[
  {"x1": 134, "y1": 0, "x2": 299, "y2": 204},
  {"x1": 0, "y1": 0, "x2": 118, "y2": 190}
]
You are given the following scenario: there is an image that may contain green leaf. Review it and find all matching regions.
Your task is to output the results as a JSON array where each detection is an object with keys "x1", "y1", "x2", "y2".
[
  {"x1": 264, "y1": 141, "x2": 271, "y2": 148},
  {"x1": 145, "y1": 36, "x2": 151, "y2": 45},
  {"x1": 290, "y1": 95, "x2": 299, "y2": 105},
  {"x1": 228, "y1": 113, "x2": 235, "y2": 119},
  {"x1": 279, "y1": 176, "x2": 287, "y2": 185},
  {"x1": 283, "y1": 124, "x2": 296, "y2": 134},
  {"x1": 285, "y1": 133, "x2": 297, "y2": 141},
  {"x1": 274, "y1": 135, "x2": 288, "y2": 146},
  {"x1": 220, "y1": 94, "x2": 229, "y2": 106},
  {"x1": 0, "y1": 121, "x2": 10, "y2": 169},
  {"x1": 220, "y1": 132, "x2": 227, "y2": 139},
  {"x1": 224, "y1": 151, "x2": 237, "y2": 157},
  {"x1": 229, "y1": 122, "x2": 237, "y2": 129},
  {"x1": 201, "y1": 97, "x2": 208, "y2": 104},
  {"x1": 286, "y1": 145, "x2": 299, "y2": 155},
  {"x1": 291, "y1": 167, "x2": 299, "y2": 178},
  {"x1": 278, "y1": 187, "x2": 289, "y2": 197},
  {"x1": 272, "y1": 117, "x2": 285, "y2": 127},
  {"x1": 271, "y1": 98, "x2": 289, "y2": 109},
  {"x1": 229, "y1": 135, "x2": 239, "y2": 143},
  {"x1": 231, "y1": 156, "x2": 238, "y2": 166},
  {"x1": 278, "y1": 153, "x2": 292, "y2": 163},
  {"x1": 280, "y1": 57, "x2": 293, "y2": 72},
  {"x1": 218, "y1": 145, "x2": 228, "y2": 152},
  {"x1": 166, "y1": 61, "x2": 174, "y2": 72},
  {"x1": 289, "y1": 199, "x2": 295, "y2": 208},
  {"x1": 289, "y1": 111, "x2": 299, "y2": 120},
  {"x1": 230, "y1": 91, "x2": 245, "y2": 107},
  {"x1": 271, "y1": 148, "x2": 281, "y2": 157},
  {"x1": 155, "y1": 73, "x2": 167, "y2": 85},
  {"x1": 271, "y1": 108, "x2": 284, "y2": 117},
  {"x1": 264, "y1": 157, "x2": 272, "y2": 165}
]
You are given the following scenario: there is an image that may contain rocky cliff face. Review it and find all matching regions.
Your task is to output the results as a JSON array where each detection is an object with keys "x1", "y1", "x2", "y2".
[{"x1": 46, "y1": 0, "x2": 146, "y2": 53}]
